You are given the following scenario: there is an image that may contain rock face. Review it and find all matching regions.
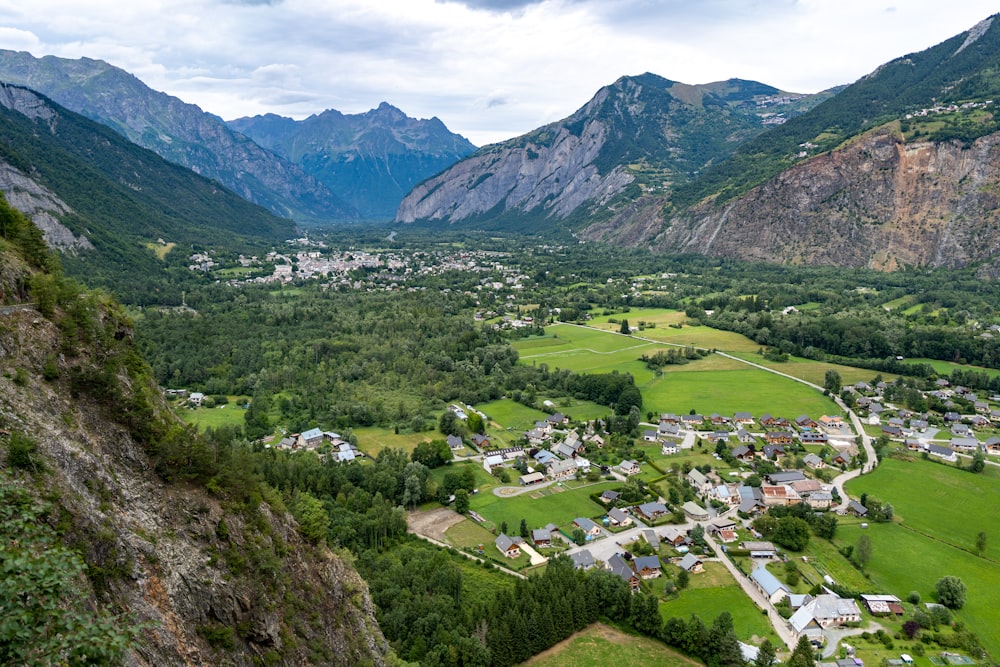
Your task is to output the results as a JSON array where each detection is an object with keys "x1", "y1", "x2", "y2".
[
  {"x1": 593, "y1": 128, "x2": 1000, "y2": 271},
  {"x1": 397, "y1": 74, "x2": 827, "y2": 225},
  {"x1": 0, "y1": 160, "x2": 93, "y2": 251},
  {"x1": 0, "y1": 302, "x2": 389, "y2": 666},
  {"x1": 230, "y1": 102, "x2": 476, "y2": 220},
  {"x1": 0, "y1": 50, "x2": 355, "y2": 223}
]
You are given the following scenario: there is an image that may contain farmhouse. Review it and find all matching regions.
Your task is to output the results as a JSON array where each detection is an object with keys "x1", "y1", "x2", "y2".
[
  {"x1": 750, "y1": 566, "x2": 789, "y2": 604},
  {"x1": 495, "y1": 534, "x2": 521, "y2": 558},
  {"x1": 805, "y1": 491, "x2": 833, "y2": 509},
  {"x1": 298, "y1": 427, "x2": 325, "y2": 450}
]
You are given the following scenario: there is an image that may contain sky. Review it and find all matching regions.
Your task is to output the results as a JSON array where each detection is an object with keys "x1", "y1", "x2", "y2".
[{"x1": 0, "y1": 1, "x2": 997, "y2": 146}]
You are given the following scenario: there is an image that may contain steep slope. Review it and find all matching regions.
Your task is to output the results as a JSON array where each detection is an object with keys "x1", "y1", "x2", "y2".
[
  {"x1": 0, "y1": 50, "x2": 355, "y2": 223},
  {"x1": 0, "y1": 82, "x2": 294, "y2": 301},
  {"x1": 0, "y1": 199, "x2": 390, "y2": 666},
  {"x1": 229, "y1": 102, "x2": 476, "y2": 219},
  {"x1": 396, "y1": 73, "x2": 831, "y2": 225}
]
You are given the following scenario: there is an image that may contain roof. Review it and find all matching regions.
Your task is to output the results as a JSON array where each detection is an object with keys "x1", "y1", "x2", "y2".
[
  {"x1": 678, "y1": 553, "x2": 702, "y2": 571},
  {"x1": 767, "y1": 470, "x2": 806, "y2": 484},
  {"x1": 741, "y1": 541, "x2": 776, "y2": 552},
  {"x1": 682, "y1": 501, "x2": 708, "y2": 518},
  {"x1": 638, "y1": 501, "x2": 668, "y2": 516},
  {"x1": 608, "y1": 507, "x2": 629, "y2": 523},
  {"x1": 574, "y1": 517, "x2": 599, "y2": 532},
  {"x1": 608, "y1": 554, "x2": 636, "y2": 582},
  {"x1": 750, "y1": 567, "x2": 789, "y2": 597},
  {"x1": 301, "y1": 427, "x2": 324, "y2": 441},
  {"x1": 531, "y1": 528, "x2": 551, "y2": 542},
  {"x1": 600, "y1": 490, "x2": 620, "y2": 500},
  {"x1": 687, "y1": 469, "x2": 709, "y2": 486},
  {"x1": 495, "y1": 534, "x2": 516, "y2": 552},
  {"x1": 570, "y1": 549, "x2": 596, "y2": 570},
  {"x1": 633, "y1": 555, "x2": 661, "y2": 572},
  {"x1": 847, "y1": 500, "x2": 868, "y2": 515}
]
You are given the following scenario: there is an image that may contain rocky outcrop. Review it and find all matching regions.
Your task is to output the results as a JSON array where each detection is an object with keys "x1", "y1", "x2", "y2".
[
  {"x1": 629, "y1": 128, "x2": 1000, "y2": 270},
  {"x1": 0, "y1": 303, "x2": 389, "y2": 666},
  {"x1": 0, "y1": 160, "x2": 93, "y2": 251},
  {"x1": 0, "y1": 50, "x2": 355, "y2": 223},
  {"x1": 397, "y1": 117, "x2": 632, "y2": 222},
  {"x1": 229, "y1": 102, "x2": 476, "y2": 220}
]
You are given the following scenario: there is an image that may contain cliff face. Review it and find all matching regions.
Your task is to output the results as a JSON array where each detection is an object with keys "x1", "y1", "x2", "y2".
[
  {"x1": 0, "y1": 282, "x2": 388, "y2": 666},
  {"x1": 583, "y1": 128, "x2": 1000, "y2": 272}
]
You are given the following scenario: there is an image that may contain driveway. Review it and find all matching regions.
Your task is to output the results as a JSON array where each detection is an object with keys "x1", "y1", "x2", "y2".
[{"x1": 519, "y1": 541, "x2": 548, "y2": 566}]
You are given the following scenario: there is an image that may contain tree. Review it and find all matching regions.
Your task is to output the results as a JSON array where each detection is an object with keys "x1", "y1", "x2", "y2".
[
  {"x1": 690, "y1": 523, "x2": 706, "y2": 547},
  {"x1": 823, "y1": 369, "x2": 842, "y2": 395},
  {"x1": 438, "y1": 410, "x2": 459, "y2": 436},
  {"x1": 772, "y1": 516, "x2": 811, "y2": 551},
  {"x1": 620, "y1": 319, "x2": 631, "y2": 335},
  {"x1": 811, "y1": 512, "x2": 837, "y2": 539},
  {"x1": 454, "y1": 488, "x2": 469, "y2": 513},
  {"x1": 755, "y1": 638, "x2": 777, "y2": 667},
  {"x1": 935, "y1": 576, "x2": 967, "y2": 609},
  {"x1": 969, "y1": 448, "x2": 985, "y2": 473},
  {"x1": 519, "y1": 518, "x2": 529, "y2": 540},
  {"x1": 571, "y1": 528, "x2": 586, "y2": 546},
  {"x1": 291, "y1": 491, "x2": 330, "y2": 544},
  {"x1": 854, "y1": 533, "x2": 873, "y2": 570},
  {"x1": 787, "y1": 635, "x2": 816, "y2": 667},
  {"x1": 902, "y1": 620, "x2": 920, "y2": 639},
  {"x1": 976, "y1": 531, "x2": 987, "y2": 557},
  {"x1": 677, "y1": 569, "x2": 690, "y2": 590},
  {"x1": 466, "y1": 412, "x2": 485, "y2": 435}
]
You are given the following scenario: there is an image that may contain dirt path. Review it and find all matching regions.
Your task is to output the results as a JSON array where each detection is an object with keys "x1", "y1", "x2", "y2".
[{"x1": 406, "y1": 506, "x2": 465, "y2": 543}]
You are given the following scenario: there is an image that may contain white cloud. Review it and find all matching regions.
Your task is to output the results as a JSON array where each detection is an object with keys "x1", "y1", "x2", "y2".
[{"x1": 0, "y1": 0, "x2": 995, "y2": 144}]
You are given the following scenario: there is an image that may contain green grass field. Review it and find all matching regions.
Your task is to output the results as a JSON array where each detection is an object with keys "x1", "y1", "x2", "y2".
[
  {"x1": 907, "y1": 358, "x2": 1000, "y2": 379},
  {"x1": 660, "y1": 585, "x2": 778, "y2": 644},
  {"x1": 469, "y1": 481, "x2": 619, "y2": 533},
  {"x1": 521, "y1": 623, "x2": 700, "y2": 667},
  {"x1": 729, "y1": 352, "x2": 896, "y2": 386},
  {"x1": 353, "y1": 426, "x2": 435, "y2": 456},
  {"x1": 178, "y1": 401, "x2": 247, "y2": 430},
  {"x1": 477, "y1": 398, "x2": 550, "y2": 431},
  {"x1": 842, "y1": 457, "x2": 1000, "y2": 659},
  {"x1": 845, "y1": 457, "x2": 1000, "y2": 561}
]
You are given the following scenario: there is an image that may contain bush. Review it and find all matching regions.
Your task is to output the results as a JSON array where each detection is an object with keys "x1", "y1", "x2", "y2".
[{"x1": 6, "y1": 432, "x2": 42, "y2": 472}]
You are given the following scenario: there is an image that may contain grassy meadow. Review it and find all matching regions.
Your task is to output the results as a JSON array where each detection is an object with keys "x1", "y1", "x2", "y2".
[
  {"x1": 468, "y1": 481, "x2": 619, "y2": 534},
  {"x1": 520, "y1": 623, "x2": 700, "y2": 667}
]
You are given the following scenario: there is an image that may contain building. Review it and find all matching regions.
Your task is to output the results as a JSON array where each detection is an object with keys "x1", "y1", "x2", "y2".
[
  {"x1": 531, "y1": 528, "x2": 552, "y2": 547},
  {"x1": 636, "y1": 501, "x2": 669, "y2": 521},
  {"x1": 633, "y1": 555, "x2": 662, "y2": 579},
  {"x1": 750, "y1": 566, "x2": 789, "y2": 604},
  {"x1": 570, "y1": 549, "x2": 597, "y2": 571},
  {"x1": 495, "y1": 534, "x2": 521, "y2": 558},
  {"x1": 519, "y1": 472, "x2": 545, "y2": 486},
  {"x1": 608, "y1": 554, "x2": 640, "y2": 592},
  {"x1": 573, "y1": 517, "x2": 601, "y2": 538},
  {"x1": 682, "y1": 501, "x2": 709, "y2": 522},
  {"x1": 608, "y1": 507, "x2": 632, "y2": 527},
  {"x1": 678, "y1": 553, "x2": 704, "y2": 573},
  {"x1": 789, "y1": 594, "x2": 862, "y2": 635},
  {"x1": 618, "y1": 459, "x2": 641, "y2": 475}
]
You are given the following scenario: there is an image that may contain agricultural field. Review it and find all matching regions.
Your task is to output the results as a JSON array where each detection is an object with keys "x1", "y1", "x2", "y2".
[
  {"x1": 729, "y1": 352, "x2": 896, "y2": 387},
  {"x1": 660, "y1": 582, "x2": 778, "y2": 644},
  {"x1": 468, "y1": 481, "x2": 619, "y2": 534},
  {"x1": 353, "y1": 425, "x2": 436, "y2": 456},
  {"x1": 842, "y1": 458, "x2": 1000, "y2": 659},
  {"x1": 477, "y1": 398, "x2": 550, "y2": 431},
  {"x1": 907, "y1": 358, "x2": 1000, "y2": 379},
  {"x1": 178, "y1": 399, "x2": 247, "y2": 430},
  {"x1": 521, "y1": 623, "x2": 700, "y2": 667},
  {"x1": 515, "y1": 323, "x2": 840, "y2": 418}
]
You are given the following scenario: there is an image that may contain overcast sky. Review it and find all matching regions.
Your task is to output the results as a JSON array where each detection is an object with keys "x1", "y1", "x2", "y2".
[{"x1": 0, "y1": 1, "x2": 997, "y2": 146}]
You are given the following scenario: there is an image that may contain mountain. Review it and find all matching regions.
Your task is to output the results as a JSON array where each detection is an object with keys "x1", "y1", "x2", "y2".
[
  {"x1": 0, "y1": 200, "x2": 389, "y2": 666},
  {"x1": 584, "y1": 15, "x2": 1000, "y2": 273},
  {"x1": 0, "y1": 50, "x2": 355, "y2": 223},
  {"x1": 229, "y1": 103, "x2": 476, "y2": 220},
  {"x1": 0, "y1": 81, "x2": 295, "y2": 301},
  {"x1": 395, "y1": 73, "x2": 832, "y2": 226}
]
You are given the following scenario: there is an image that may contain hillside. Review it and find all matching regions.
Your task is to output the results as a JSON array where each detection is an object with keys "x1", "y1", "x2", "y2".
[
  {"x1": 396, "y1": 73, "x2": 831, "y2": 226},
  {"x1": 229, "y1": 102, "x2": 476, "y2": 220},
  {"x1": 0, "y1": 82, "x2": 295, "y2": 302},
  {"x1": 0, "y1": 198, "x2": 390, "y2": 666},
  {"x1": 0, "y1": 50, "x2": 356, "y2": 223}
]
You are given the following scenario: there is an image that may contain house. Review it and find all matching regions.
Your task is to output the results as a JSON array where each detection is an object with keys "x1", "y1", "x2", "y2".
[
  {"x1": 795, "y1": 415, "x2": 818, "y2": 429},
  {"x1": 682, "y1": 501, "x2": 709, "y2": 522},
  {"x1": 762, "y1": 444, "x2": 786, "y2": 459},
  {"x1": 687, "y1": 468, "x2": 712, "y2": 493},
  {"x1": 830, "y1": 452, "x2": 850, "y2": 467},
  {"x1": 846, "y1": 500, "x2": 868, "y2": 517},
  {"x1": 731, "y1": 445, "x2": 754, "y2": 461},
  {"x1": 446, "y1": 434, "x2": 464, "y2": 450},
  {"x1": 526, "y1": 429, "x2": 548, "y2": 446},
  {"x1": 951, "y1": 423, "x2": 973, "y2": 438},
  {"x1": 495, "y1": 534, "x2": 521, "y2": 558},
  {"x1": 926, "y1": 444, "x2": 957, "y2": 462},
  {"x1": 800, "y1": 431, "x2": 829, "y2": 444},
  {"x1": 984, "y1": 436, "x2": 1000, "y2": 455},
  {"x1": 803, "y1": 453, "x2": 824, "y2": 469},
  {"x1": 470, "y1": 433, "x2": 490, "y2": 448},
  {"x1": 642, "y1": 530, "x2": 660, "y2": 550},
  {"x1": 553, "y1": 441, "x2": 577, "y2": 459},
  {"x1": 531, "y1": 528, "x2": 552, "y2": 547},
  {"x1": 546, "y1": 459, "x2": 577, "y2": 481},
  {"x1": 805, "y1": 491, "x2": 833, "y2": 509},
  {"x1": 660, "y1": 413, "x2": 680, "y2": 424},
  {"x1": 750, "y1": 566, "x2": 789, "y2": 604},
  {"x1": 584, "y1": 433, "x2": 605, "y2": 448},
  {"x1": 681, "y1": 414, "x2": 704, "y2": 426},
  {"x1": 643, "y1": 429, "x2": 659, "y2": 442},
  {"x1": 519, "y1": 472, "x2": 545, "y2": 486},
  {"x1": 741, "y1": 541, "x2": 778, "y2": 558},
  {"x1": 789, "y1": 594, "x2": 862, "y2": 635},
  {"x1": 762, "y1": 485, "x2": 801, "y2": 506},
  {"x1": 483, "y1": 454, "x2": 504, "y2": 473},
  {"x1": 950, "y1": 437, "x2": 981, "y2": 452},
  {"x1": 599, "y1": 490, "x2": 621, "y2": 504},
  {"x1": 678, "y1": 553, "x2": 704, "y2": 573},
  {"x1": 573, "y1": 517, "x2": 602, "y2": 538},
  {"x1": 760, "y1": 414, "x2": 787, "y2": 427},
  {"x1": 546, "y1": 412, "x2": 568, "y2": 427},
  {"x1": 188, "y1": 391, "x2": 205, "y2": 407},
  {"x1": 608, "y1": 554, "x2": 641, "y2": 592},
  {"x1": 607, "y1": 507, "x2": 632, "y2": 527},
  {"x1": 734, "y1": 412, "x2": 754, "y2": 425},
  {"x1": 791, "y1": 478, "x2": 822, "y2": 495},
  {"x1": 298, "y1": 427, "x2": 325, "y2": 450},
  {"x1": 659, "y1": 422, "x2": 681, "y2": 438},
  {"x1": 909, "y1": 418, "x2": 929, "y2": 432},
  {"x1": 570, "y1": 549, "x2": 597, "y2": 571},
  {"x1": 970, "y1": 414, "x2": 991, "y2": 429},
  {"x1": 636, "y1": 501, "x2": 669, "y2": 521},
  {"x1": 336, "y1": 442, "x2": 358, "y2": 462},
  {"x1": 618, "y1": 459, "x2": 641, "y2": 476},
  {"x1": 574, "y1": 457, "x2": 591, "y2": 474},
  {"x1": 818, "y1": 415, "x2": 842, "y2": 428},
  {"x1": 766, "y1": 431, "x2": 794, "y2": 445},
  {"x1": 533, "y1": 449, "x2": 558, "y2": 466},
  {"x1": 736, "y1": 428, "x2": 755, "y2": 444},
  {"x1": 661, "y1": 527, "x2": 689, "y2": 548},
  {"x1": 633, "y1": 555, "x2": 662, "y2": 579},
  {"x1": 711, "y1": 430, "x2": 731, "y2": 442},
  {"x1": 563, "y1": 431, "x2": 583, "y2": 452},
  {"x1": 709, "y1": 517, "x2": 737, "y2": 534},
  {"x1": 710, "y1": 483, "x2": 738, "y2": 506},
  {"x1": 738, "y1": 486, "x2": 766, "y2": 515},
  {"x1": 661, "y1": 441, "x2": 679, "y2": 455},
  {"x1": 710, "y1": 413, "x2": 731, "y2": 425}
]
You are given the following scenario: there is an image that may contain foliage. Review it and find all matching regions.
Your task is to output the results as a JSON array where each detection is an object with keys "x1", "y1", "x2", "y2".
[
  {"x1": 0, "y1": 476, "x2": 140, "y2": 665},
  {"x1": 935, "y1": 576, "x2": 967, "y2": 609}
]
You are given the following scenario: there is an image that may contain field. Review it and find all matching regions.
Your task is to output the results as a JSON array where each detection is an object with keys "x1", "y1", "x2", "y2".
[
  {"x1": 477, "y1": 398, "x2": 550, "y2": 431},
  {"x1": 178, "y1": 400, "x2": 247, "y2": 430},
  {"x1": 730, "y1": 352, "x2": 896, "y2": 387},
  {"x1": 843, "y1": 458, "x2": 1000, "y2": 659},
  {"x1": 521, "y1": 623, "x2": 700, "y2": 667},
  {"x1": 660, "y1": 583, "x2": 777, "y2": 644},
  {"x1": 515, "y1": 323, "x2": 840, "y2": 418},
  {"x1": 907, "y1": 358, "x2": 1000, "y2": 379},
  {"x1": 845, "y1": 458, "x2": 1000, "y2": 561},
  {"x1": 468, "y1": 481, "x2": 619, "y2": 533},
  {"x1": 353, "y1": 425, "x2": 435, "y2": 456}
]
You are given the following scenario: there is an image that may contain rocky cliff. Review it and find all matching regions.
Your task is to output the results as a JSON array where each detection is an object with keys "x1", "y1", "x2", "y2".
[
  {"x1": 583, "y1": 127, "x2": 1000, "y2": 273},
  {"x1": 0, "y1": 207, "x2": 389, "y2": 666},
  {"x1": 396, "y1": 74, "x2": 829, "y2": 225},
  {"x1": 0, "y1": 50, "x2": 355, "y2": 223},
  {"x1": 230, "y1": 102, "x2": 476, "y2": 220}
]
